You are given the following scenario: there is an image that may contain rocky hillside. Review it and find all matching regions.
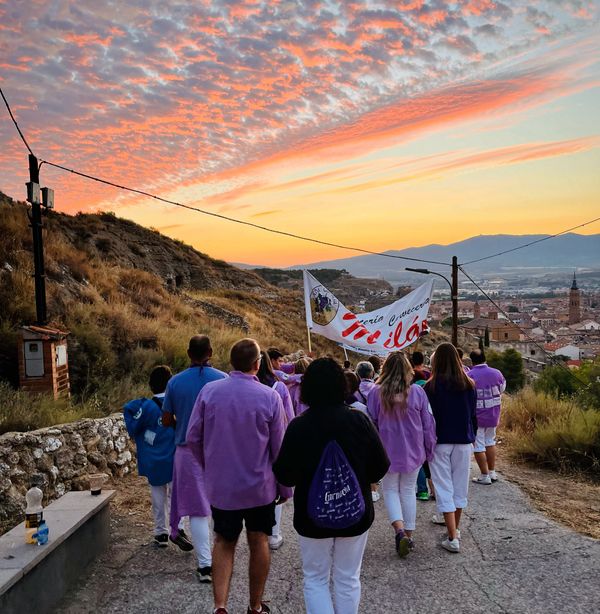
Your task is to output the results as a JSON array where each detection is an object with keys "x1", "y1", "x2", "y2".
[{"x1": 0, "y1": 191, "x2": 340, "y2": 419}]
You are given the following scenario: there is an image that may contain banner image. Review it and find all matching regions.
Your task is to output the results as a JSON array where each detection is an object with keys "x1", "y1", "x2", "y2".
[{"x1": 303, "y1": 270, "x2": 433, "y2": 355}]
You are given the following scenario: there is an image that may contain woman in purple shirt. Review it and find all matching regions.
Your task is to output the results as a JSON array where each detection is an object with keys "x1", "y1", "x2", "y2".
[{"x1": 367, "y1": 352, "x2": 436, "y2": 557}]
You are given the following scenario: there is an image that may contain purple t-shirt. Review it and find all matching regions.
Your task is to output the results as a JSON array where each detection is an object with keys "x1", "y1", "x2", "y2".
[
  {"x1": 186, "y1": 371, "x2": 291, "y2": 510},
  {"x1": 468, "y1": 364, "x2": 506, "y2": 428},
  {"x1": 367, "y1": 384, "x2": 436, "y2": 473}
]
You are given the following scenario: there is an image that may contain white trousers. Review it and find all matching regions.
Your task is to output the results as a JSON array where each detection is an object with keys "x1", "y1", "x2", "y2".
[
  {"x1": 381, "y1": 468, "x2": 420, "y2": 531},
  {"x1": 150, "y1": 483, "x2": 170, "y2": 536},
  {"x1": 299, "y1": 532, "x2": 369, "y2": 614},
  {"x1": 190, "y1": 516, "x2": 212, "y2": 567},
  {"x1": 272, "y1": 504, "x2": 283, "y2": 538},
  {"x1": 429, "y1": 444, "x2": 471, "y2": 514}
]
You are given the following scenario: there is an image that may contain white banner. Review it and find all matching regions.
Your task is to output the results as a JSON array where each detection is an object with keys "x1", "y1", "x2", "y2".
[{"x1": 303, "y1": 270, "x2": 433, "y2": 355}]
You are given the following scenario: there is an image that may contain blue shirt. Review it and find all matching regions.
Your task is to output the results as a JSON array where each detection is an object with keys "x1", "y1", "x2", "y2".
[
  {"x1": 123, "y1": 396, "x2": 175, "y2": 486},
  {"x1": 163, "y1": 365, "x2": 228, "y2": 445}
]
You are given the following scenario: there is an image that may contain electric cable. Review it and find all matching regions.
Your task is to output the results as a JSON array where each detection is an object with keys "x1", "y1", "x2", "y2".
[
  {"x1": 0, "y1": 86, "x2": 34, "y2": 156},
  {"x1": 460, "y1": 217, "x2": 600, "y2": 265}
]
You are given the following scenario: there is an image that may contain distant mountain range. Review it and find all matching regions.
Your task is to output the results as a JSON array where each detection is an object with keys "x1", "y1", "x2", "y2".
[{"x1": 288, "y1": 233, "x2": 600, "y2": 281}]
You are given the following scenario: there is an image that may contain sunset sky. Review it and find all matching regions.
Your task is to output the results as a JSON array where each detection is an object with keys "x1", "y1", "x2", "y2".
[{"x1": 1, "y1": 1, "x2": 599, "y2": 267}]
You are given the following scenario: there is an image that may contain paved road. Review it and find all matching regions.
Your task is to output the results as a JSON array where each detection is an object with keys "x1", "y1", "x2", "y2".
[{"x1": 59, "y1": 468, "x2": 600, "y2": 614}]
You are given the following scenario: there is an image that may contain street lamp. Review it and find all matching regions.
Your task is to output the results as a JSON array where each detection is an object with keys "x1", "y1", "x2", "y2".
[{"x1": 406, "y1": 257, "x2": 459, "y2": 347}]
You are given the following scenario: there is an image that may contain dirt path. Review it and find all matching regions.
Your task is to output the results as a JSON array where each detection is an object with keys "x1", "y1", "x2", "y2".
[{"x1": 57, "y1": 461, "x2": 600, "y2": 614}]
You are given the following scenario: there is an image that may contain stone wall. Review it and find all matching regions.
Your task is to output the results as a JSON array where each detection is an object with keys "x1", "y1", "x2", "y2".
[{"x1": 0, "y1": 414, "x2": 136, "y2": 534}]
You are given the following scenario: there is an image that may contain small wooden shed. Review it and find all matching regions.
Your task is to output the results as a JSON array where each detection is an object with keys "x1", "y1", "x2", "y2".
[{"x1": 18, "y1": 325, "x2": 70, "y2": 398}]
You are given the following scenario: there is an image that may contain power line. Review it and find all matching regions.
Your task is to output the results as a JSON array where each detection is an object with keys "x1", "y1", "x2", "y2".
[
  {"x1": 0, "y1": 86, "x2": 448, "y2": 267},
  {"x1": 40, "y1": 159, "x2": 451, "y2": 266},
  {"x1": 461, "y1": 217, "x2": 600, "y2": 265},
  {"x1": 0, "y1": 86, "x2": 34, "y2": 156},
  {"x1": 459, "y1": 264, "x2": 587, "y2": 385}
]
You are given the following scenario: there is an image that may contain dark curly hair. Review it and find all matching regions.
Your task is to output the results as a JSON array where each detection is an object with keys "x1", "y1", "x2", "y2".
[{"x1": 300, "y1": 357, "x2": 346, "y2": 408}]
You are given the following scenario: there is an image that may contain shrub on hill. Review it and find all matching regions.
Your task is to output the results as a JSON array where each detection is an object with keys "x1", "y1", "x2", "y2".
[{"x1": 502, "y1": 389, "x2": 600, "y2": 476}]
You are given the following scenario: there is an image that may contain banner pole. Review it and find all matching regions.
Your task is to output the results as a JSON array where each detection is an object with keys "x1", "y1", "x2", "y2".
[
  {"x1": 307, "y1": 326, "x2": 312, "y2": 355},
  {"x1": 343, "y1": 346, "x2": 349, "y2": 362}
]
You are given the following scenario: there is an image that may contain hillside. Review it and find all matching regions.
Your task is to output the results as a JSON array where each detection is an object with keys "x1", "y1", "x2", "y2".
[
  {"x1": 0, "y1": 191, "x2": 346, "y2": 429},
  {"x1": 292, "y1": 233, "x2": 600, "y2": 282},
  {"x1": 251, "y1": 268, "x2": 394, "y2": 311}
]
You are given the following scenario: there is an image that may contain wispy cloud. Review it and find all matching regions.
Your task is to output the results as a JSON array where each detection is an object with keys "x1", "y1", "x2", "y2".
[{"x1": 0, "y1": 0, "x2": 596, "y2": 214}]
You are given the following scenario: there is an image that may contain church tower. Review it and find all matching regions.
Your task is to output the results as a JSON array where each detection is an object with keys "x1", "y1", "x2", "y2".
[
  {"x1": 569, "y1": 272, "x2": 581, "y2": 325},
  {"x1": 473, "y1": 300, "x2": 481, "y2": 319}
]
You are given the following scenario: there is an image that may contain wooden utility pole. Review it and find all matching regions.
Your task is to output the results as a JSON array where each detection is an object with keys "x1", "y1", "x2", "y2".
[
  {"x1": 451, "y1": 256, "x2": 458, "y2": 347},
  {"x1": 26, "y1": 153, "x2": 49, "y2": 325}
]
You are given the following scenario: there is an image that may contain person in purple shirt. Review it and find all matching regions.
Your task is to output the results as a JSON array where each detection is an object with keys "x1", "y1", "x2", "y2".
[
  {"x1": 257, "y1": 350, "x2": 294, "y2": 551},
  {"x1": 267, "y1": 347, "x2": 291, "y2": 381},
  {"x1": 187, "y1": 338, "x2": 290, "y2": 614},
  {"x1": 424, "y1": 343, "x2": 477, "y2": 554},
  {"x1": 367, "y1": 352, "x2": 436, "y2": 557},
  {"x1": 469, "y1": 349, "x2": 506, "y2": 485},
  {"x1": 162, "y1": 335, "x2": 227, "y2": 582},
  {"x1": 355, "y1": 361, "x2": 376, "y2": 403}
]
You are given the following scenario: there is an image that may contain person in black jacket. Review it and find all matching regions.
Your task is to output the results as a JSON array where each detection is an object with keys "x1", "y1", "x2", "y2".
[
  {"x1": 424, "y1": 343, "x2": 477, "y2": 554},
  {"x1": 273, "y1": 358, "x2": 389, "y2": 614}
]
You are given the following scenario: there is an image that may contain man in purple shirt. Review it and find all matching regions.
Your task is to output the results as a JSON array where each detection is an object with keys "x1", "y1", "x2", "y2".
[
  {"x1": 187, "y1": 338, "x2": 289, "y2": 614},
  {"x1": 468, "y1": 350, "x2": 506, "y2": 485}
]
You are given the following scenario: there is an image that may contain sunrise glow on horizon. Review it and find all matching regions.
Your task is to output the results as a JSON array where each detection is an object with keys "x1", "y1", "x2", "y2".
[{"x1": 1, "y1": 1, "x2": 599, "y2": 267}]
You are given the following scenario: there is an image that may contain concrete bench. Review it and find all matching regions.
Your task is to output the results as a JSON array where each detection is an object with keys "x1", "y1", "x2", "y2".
[{"x1": 0, "y1": 490, "x2": 115, "y2": 614}]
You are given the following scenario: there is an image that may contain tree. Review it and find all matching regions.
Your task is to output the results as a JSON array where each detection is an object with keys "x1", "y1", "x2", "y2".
[
  {"x1": 478, "y1": 336, "x2": 484, "y2": 352},
  {"x1": 487, "y1": 348, "x2": 525, "y2": 393},
  {"x1": 484, "y1": 326, "x2": 490, "y2": 347},
  {"x1": 501, "y1": 348, "x2": 526, "y2": 392},
  {"x1": 534, "y1": 365, "x2": 580, "y2": 398},
  {"x1": 507, "y1": 305, "x2": 519, "y2": 313}
]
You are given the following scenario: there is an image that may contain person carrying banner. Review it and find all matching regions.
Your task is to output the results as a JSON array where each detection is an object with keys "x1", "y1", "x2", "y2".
[
  {"x1": 162, "y1": 335, "x2": 227, "y2": 582},
  {"x1": 273, "y1": 358, "x2": 389, "y2": 614},
  {"x1": 186, "y1": 338, "x2": 290, "y2": 614},
  {"x1": 367, "y1": 352, "x2": 436, "y2": 557},
  {"x1": 424, "y1": 343, "x2": 477, "y2": 554}
]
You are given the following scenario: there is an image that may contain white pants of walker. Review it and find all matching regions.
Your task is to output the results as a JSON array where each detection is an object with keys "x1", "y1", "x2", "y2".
[
  {"x1": 150, "y1": 483, "x2": 171, "y2": 536},
  {"x1": 429, "y1": 443, "x2": 472, "y2": 513},
  {"x1": 190, "y1": 516, "x2": 212, "y2": 568},
  {"x1": 272, "y1": 504, "x2": 283, "y2": 538},
  {"x1": 381, "y1": 468, "x2": 420, "y2": 530},
  {"x1": 299, "y1": 531, "x2": 369, "y2": 614}
]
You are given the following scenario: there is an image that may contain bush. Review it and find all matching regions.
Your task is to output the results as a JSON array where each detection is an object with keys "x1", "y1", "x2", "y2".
[
  {"x1": 502, "y1": 389, "x2": 600, "y2": 476},
  {"x1": 487, "y1": 348, "x2": 525, "y2": 392}
]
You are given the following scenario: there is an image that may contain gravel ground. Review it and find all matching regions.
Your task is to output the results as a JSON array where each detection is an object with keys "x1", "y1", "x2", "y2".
[{"x1": 57, "y1": 465, "x2": 600, "y2": 614}]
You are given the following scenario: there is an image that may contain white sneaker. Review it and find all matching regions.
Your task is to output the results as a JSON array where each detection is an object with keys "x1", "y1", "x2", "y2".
[
  {"x1": 489, "y1": 470, "x2": 498, "y2": 482},
  {"x1": 441, "y1": 538, "x2": 460, "y2": 553},
  {"x1": 431, "y1": 513, "x2": 446, "y2": 525},
  {"x1": 268, "y1": 534, "x2": 284, "y2": 550},
  {"x1": 371, "y1": 491, "x2": 381, "y2": 502},
  {"x1": 472, "y1": 474, "x2": 492, "y2": 485}
]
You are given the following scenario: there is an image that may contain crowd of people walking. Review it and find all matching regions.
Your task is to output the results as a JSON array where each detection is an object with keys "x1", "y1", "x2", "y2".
[{"x1": 123, "y1": 335, "x2": 506, "y2": 614}]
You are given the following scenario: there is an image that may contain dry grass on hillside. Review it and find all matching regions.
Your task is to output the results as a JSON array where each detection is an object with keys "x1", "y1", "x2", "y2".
[{"x1": 501, "y1": 389, "x2": 600, "y2": 477}]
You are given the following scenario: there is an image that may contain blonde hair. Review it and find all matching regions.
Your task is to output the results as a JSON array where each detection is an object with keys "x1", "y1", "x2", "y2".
[
  {"x1": 377, "y1": 351, "x2": 413, "y2": 413},
  {"x1": 294, "y1": 357, "x2": 312, "y2": 374}
]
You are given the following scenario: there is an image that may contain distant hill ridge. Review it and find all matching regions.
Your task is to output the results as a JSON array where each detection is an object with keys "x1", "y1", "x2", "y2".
[{"x1": 290, "y1": 233, "x2": 600, "y2": 279}]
